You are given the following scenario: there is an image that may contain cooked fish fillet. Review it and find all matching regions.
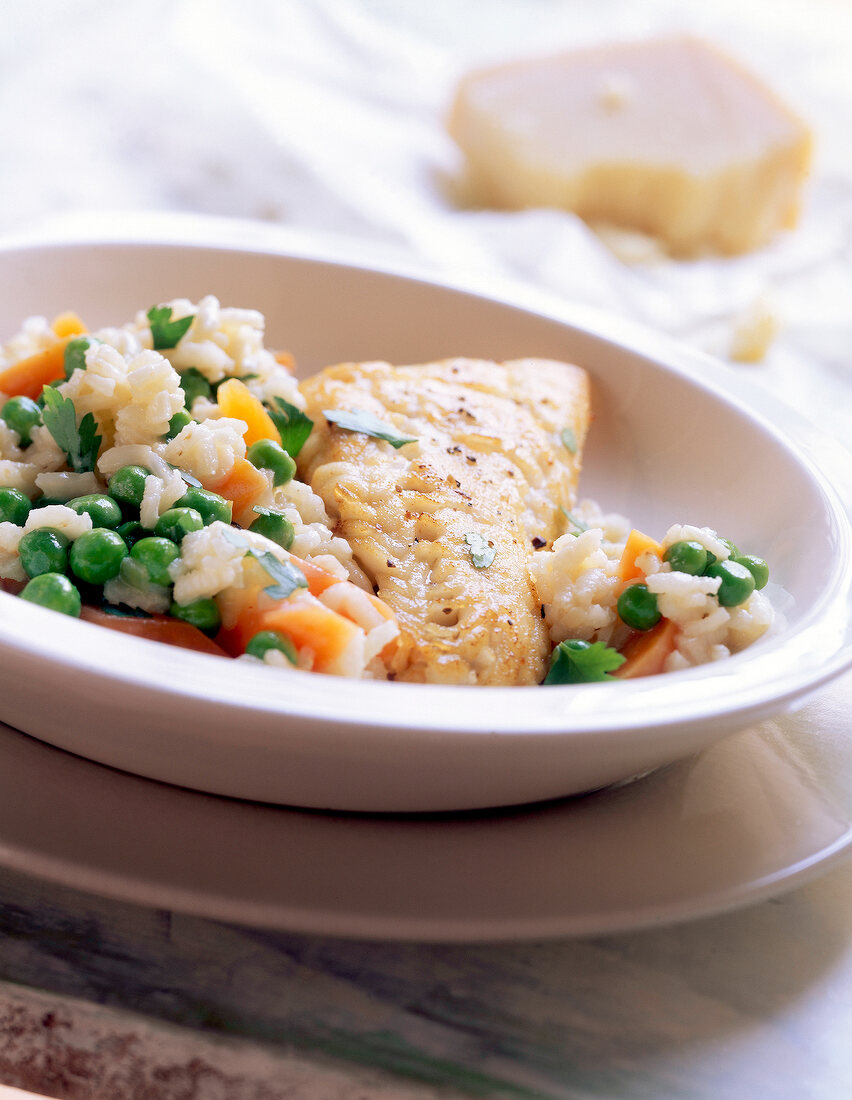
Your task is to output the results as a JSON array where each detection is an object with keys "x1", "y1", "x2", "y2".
[{"x1": 298, "y1": 357, "x2": 590, "y2": 685}]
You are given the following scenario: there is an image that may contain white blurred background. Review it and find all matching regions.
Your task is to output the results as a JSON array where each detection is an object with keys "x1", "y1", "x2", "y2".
[{"x1": 1, "y1": 0, "x2": 851, "y2": 440}]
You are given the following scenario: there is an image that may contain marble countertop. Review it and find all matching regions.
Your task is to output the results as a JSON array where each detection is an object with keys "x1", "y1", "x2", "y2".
[
  {"x1": 0, "y1": 1, "x2": 851, "y2": 1097},
  {"x1": 0, "y1": 854, "x2": 850, "y2": 1099}
]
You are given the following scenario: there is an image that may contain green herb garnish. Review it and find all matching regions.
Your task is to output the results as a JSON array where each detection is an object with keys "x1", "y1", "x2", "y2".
[
  {"x1": 221, "y1": 527, "x2": 249, "y2": 550},
  {"x1": 464, "y1": 532, "x2": 496, "y2": 569},
  {"x1": 560, "y1": 427, "x2": 578, "y2": 454},
  {"x1": 323, "y1": 408, "x2": 416, "y2": 450},
  {"x1": 220, "y1": 527, "x2": 307, "y2": 599},
  {"x1": 560, "y1": 506, "x2": 589, "y2": 535},
  {"x1": 162, "y1": 461, "x2": 202, "y2": 488},
  {"x1": 147, "y1": 305, "x2": 193, "y2": 350},
  {"x1": 267, "y1": 397, "x2": 314, "y2": 457},
  {"x1": 40, "y1": 387, "x2": 101, "y2": 473},
  {"x1": 543, "y1": 639, "x2": 625, "y2": 684},
  {"x1": 178, "y1": 366, "x2": 212, "y2": 406},
  {"x1": 252, "y1": 550, "x2": 308, "y2": 599},
  {"x1": 64, "y1": 335, "x2": 100, "y2": 379}
]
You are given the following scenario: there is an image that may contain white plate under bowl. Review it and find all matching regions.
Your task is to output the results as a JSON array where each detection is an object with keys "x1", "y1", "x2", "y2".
[
  {"x1": 0, "y1": 669, "x2": 850, "y2": 940},
  {"x1": 0, "y1": 215, "x2": 849, "y2": 812}
]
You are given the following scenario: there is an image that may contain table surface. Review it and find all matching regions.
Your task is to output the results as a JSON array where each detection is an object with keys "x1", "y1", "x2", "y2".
[
  {"x1": 1, "y1": 1, "x2": 851, "y2": 1097},
  {"x1": 0, "y1": 855, "x2": 849, "y2": 1100}
]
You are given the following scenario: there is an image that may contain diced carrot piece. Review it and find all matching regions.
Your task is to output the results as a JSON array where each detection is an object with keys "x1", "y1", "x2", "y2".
[
  {"x1": 617, "y1": 528, "x2": 663, "y2": 582},
  {"x1": 217, "y1": 589, "x2": 361, "y2": 673},
  {"x1": 286, "y1": 553, "x2": 345, "y2": 597},
  {"x1": 79, "y1": 606, "x2": 229, "y2": 656},
  {"x1": 0, "y1": 315, "x2": 89, "y2": 399},
  {"x1": 273, "y1": 350, "x2": 295, "y2": 371},
  {"x1": 51, "y1": 312, "x2": 87, "y2": 339},
  {"x1": 214, "y1": 582, "x2": 262, "y2": 634},
  {"x1": 0, "y1": 337, "x2": 72, "y2": 400},
  {"x1": 216, "y1": 555, "x2": 398, "y2": 671},
  {"x1": 216, "y1": 377, "x2": 279, "y2": 447},
  {"x1": 231, "y1": 550, "x2": 342, "y2": 600},
  {"x1": 613, "y1": 618, "x2": 679, "y2": 679},
  {"x1": 272, "y1": 551, "x2": 395, "y2": 623},
  {"x1": 208, "y1": 456, "x2": 270, "y2": 526},
  {"x1": 223, "y1": 551, "x2": 394, "y2": 616},
  {"x1": 261, "y1": 596, "x2": 362, "y2": 671}
]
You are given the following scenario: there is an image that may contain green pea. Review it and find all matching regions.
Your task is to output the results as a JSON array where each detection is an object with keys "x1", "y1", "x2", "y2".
[
  {"x1": 116, "y1": 520, "x2": 149, "y2": 548},
  {"x1": 154, "y1": 507, "x2": 204, "y2": 544},
  {"x1": 64, "y1": 335, "x2": 100, "y2": 379},
  {"x1": 19, "y1": 572, "x2": 81, "y2": 617},
  {"x1": 663, "y1": 539, "x2": 708, "y2": 576},
  {"x1": 245, "y1": 630, "x2": 298, "y2": 664},
  {"x1": 164, "y1": 410, "x2": 193, "y2": 440},
  {"x1": 246, "y1": 439, "x2": 296, "y2": 486},
  {"x1": 67, "y1": 493, "x2": 123, "y2": 529},
  {"x1": 1, "y1": 395, "x2": 42, "y2": 446},
  {"x1": 108, "y1": 465, "x2": 151, "y2": 509},
  {"x1": 733, "y1": 554, "x2": 769, "y2": 591},
  {"x1": 113, "y1": 555, "x2": 144, "y2": 590},
  {"x1": 178, "y1": 367, "x2": 212, "y2": 408},
  {"x1": 249, "y1": 507, "x2": 295, "y2": 550},
  {"x1": 175, "y1": 486, "x2": 232, "y2": 525},
  {"x1": 617, "y1": 583, "x2": 661, "y2": 631},
  {"x1": 705, "y1": 560, "x2": 756, "y2": 607},
  {"x1": 18, "y1": 527, "x2": 70, "y2": 578},
  {"x1": 704, "y1": 537, "x2": 738, "y2": 571},
  {"x1": 0, "y1": 486, "x2": 32, "y2": 526},
  {"x1": 69, "y1": 528, "x2": 128, "y2": 585},
  {"x1": 130, "y1": 536, "x2": 181, "y2": 587},
  {"x1": 169, "y1": 597, "x2": 221, "y2": 635}
]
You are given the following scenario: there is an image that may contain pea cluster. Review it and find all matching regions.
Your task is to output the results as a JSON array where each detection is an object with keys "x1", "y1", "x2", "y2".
[
  {"x1": 617, "y1": 537, "x2": 770, "y2": 632},
  {"x1": 0, "y1": 461, "x2": 296, "y2": 631}
]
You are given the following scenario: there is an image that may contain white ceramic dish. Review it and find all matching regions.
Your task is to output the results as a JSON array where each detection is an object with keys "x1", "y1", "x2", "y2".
[
  {"x1": 0, "y1": 216, "x2": 850, "y2": 812},
  {"x1": 0, "y1": 669, "x2": 849, "y2": 941}
]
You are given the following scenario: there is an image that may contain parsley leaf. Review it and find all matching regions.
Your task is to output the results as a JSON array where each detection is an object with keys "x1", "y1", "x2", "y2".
[
  {"x1": 253, "y1": 551, "x2": 308, "y2": 600},
  {"x1": 559, "y1": 506, "x2": 589, "y2": 535},
  {"x1": 560, "y1": 427, "x2": 578, "y2": 454},
  {"x1": 147, "y1": 305, "x2": 193, "y2": 350},
  {"x1": 179, "y1": 366, "x2": 212, "y2": 406},
  {"x1": 40, "y1": 387, "x2": 101, "y2": 473},
  {"x1": 543, "y1": 639, "x2": 625, "y2": 684},
  {"x1": 464, "y1": 531, "x2": 496, "y2": 569},
  {"x1": 252, "y1": 504, "x2": 287, "y2": 519},
  {"x1": 219, "y1": 527, "x2": 307, "y2": 600},
  {"x1": 267, "y1": 397, "x2": 313, "y2": 457},
  {"x1": 323, "y1": 408, "x2": 416, "y2": 449},
  {"x1": 220, "y1": 527, "x2": 249, "y2": 550},
  {"x1": 165, "y1": 463, "x2": 202, "y2": 488}
]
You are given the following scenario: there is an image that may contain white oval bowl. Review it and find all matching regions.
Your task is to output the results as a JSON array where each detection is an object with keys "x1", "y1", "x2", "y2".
[{"x1": 0, "y1": 216, "x2": 849, "y2": 812}]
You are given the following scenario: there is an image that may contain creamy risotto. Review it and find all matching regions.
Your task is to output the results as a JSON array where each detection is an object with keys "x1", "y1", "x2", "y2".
[{"x1": 0, "y1": 298, "x2": 774, "y2": 684}]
